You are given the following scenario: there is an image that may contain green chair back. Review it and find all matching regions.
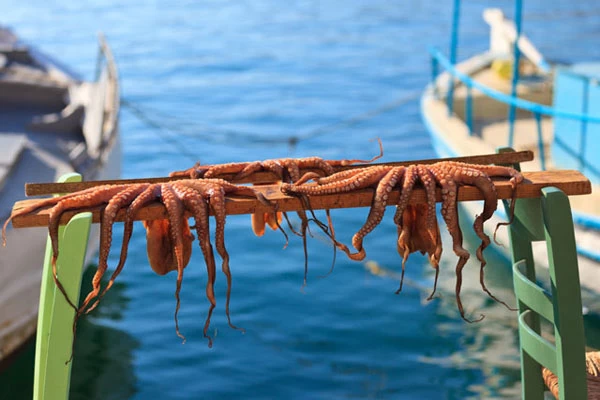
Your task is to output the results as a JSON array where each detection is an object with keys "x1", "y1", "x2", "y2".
[
  {"x1": 33, "y1": 173, "x2": 92, "y2": 400},
  {"x1": 507, "y1": 185, "x2": 587, "y2": 399}
]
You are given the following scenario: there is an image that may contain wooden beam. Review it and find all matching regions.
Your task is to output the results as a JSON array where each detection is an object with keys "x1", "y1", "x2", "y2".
[
  {"x1": 9, "y1": 169, "x2": 590, "y2": 229},
  {"x1": 24, "y1": 151, "x2": 533, "y2": 196}
]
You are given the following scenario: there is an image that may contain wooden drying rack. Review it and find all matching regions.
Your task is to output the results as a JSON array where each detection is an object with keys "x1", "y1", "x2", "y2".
[{"x1": 9, "y1": 150, "x2": 593, "y2": 229}]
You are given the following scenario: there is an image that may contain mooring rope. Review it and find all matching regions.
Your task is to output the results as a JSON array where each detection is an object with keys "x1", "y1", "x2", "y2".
[{"x1": 121, "y1": 89, "x2": 422, "y2": 162}]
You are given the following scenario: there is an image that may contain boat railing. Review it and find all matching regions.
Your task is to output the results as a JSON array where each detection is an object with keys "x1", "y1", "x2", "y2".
[{"x1": 429, "y1": 46, "x2": 600, "y2": 178}]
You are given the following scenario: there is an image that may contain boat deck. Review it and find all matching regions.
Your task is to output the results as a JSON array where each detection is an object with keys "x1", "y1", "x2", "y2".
[
  {"x1": 452, "y1": 63, "x2": 552, "y2": 119},
  {"x1": 422, "y1": 72, "x2": 600, "y2": 219}
]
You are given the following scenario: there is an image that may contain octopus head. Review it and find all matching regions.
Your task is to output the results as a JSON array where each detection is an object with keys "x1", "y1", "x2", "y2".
[
  {"x1": 397, "y1": 203, "x2": 441, "y2": 266},
  {"x1": 143, "y1": 218, "x2": 194, "y2": 275}
]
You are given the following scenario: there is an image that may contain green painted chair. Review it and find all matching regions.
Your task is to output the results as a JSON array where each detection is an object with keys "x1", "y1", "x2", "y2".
[
  {"x1": 506, "y1": 185, "x2": 600, "y2": 399},
  {"x1": 33, "y1": 173, "x2": 93, "y2": 400}
]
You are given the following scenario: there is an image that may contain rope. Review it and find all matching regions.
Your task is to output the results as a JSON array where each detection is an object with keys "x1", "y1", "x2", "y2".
[
  {"x1": 293, "y1": 91, "x2": 422, "y2": 142},
  {"x1": 122, "y1": 100, "x2": 209, "y2": 162},
  {"x1": 121, "y1": 89, "x2": 421, "y2": 161}
]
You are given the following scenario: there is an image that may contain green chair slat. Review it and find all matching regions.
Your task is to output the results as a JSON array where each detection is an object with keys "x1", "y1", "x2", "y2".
[
  {"x1": 513, "y1": 260, "x2": 554, "y2": 323},
  {"x1": 519, "y1": 310, "x2": 557, "y2": 373}
]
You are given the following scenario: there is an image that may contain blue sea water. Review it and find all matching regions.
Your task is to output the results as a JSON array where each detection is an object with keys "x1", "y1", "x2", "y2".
[{"x1": 3, "y1": 1, "x2": 600, "y2": 399}]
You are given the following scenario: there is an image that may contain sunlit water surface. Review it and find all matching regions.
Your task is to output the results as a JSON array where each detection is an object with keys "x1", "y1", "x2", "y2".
[{"x1": 3, "y1": 1, "x2": 600, "y2": 399}]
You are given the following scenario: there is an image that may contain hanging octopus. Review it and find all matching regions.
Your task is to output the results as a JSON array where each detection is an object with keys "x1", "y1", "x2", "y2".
[
  {"x1": 169, "y1": 139, "x2": 384, "y2": 286},
  {"x1": 281, "y1": 161, "x2": 523, "y2": 322},
  {"x1": 3, "y1": 178, "x2": 273, "y2": 347}
]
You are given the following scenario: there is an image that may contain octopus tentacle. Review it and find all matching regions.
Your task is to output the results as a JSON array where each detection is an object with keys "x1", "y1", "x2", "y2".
[
  {"x1": 233, "y1": 161, "x2": 269, "y2": 180},
  {"x1": 2, "y1": 186, "x2": 106, "y2": 246},
  {"x1": 85, "y1": 184, "x2": 163, "y2": 314},
  {"x1": 394, "y1": 166, "x2": 426, "y2": 293},
  {"x1": 421, "y1": 168, "x2": 443, "y2": 300},
  {"x1": 281, "y1": 165, "x2": 390, "y2": 196},
  {"x1": 444, "y1": 162, "x2": 523, "y2": 242},
  {"x1": 281, "y1": 163, "x2": 336, "y2": 235},
  {"x1": 284, "y1": 153, "x2": 383, "y2": 275},
  {"x1": 492, "y1": 167, "x2": 524, "y2": 243},
  {"x1": 206, "y1": 185, "x2": 245, "y2": 333},
  {"x1": 447, "y1": 162, "x2": 523, "y2": 185},
  {"x1": 494, "y1": 193, "x2": 517, "y2": 245},
  {"x1": 292, "y1": 191, "x2": 338, "y2": 286},
  {"x1": 452, "y1": 168, "x2": 506, "y2": 305},
  {"x1": 392, "y1": 165, "x2": 415, "y2": 226},
  {"x1": 79, "y1": 184, "x2": 150, "y2": 314},
  {"x1": 391, "y1": 165, "x2": 417, "y2": 293},
  {"x1": 299, "y1": 213, "x2": 310, "y2": 288},
  {"x1": 174, "y1": 183, "x2": 217, "y2": 347},
  {"x1": 442, "y1": 182, "x2": 475, "y2": 321},
  {"x1": 429, "y1": 169, "x2": 483, "y2": 323},
  {"x1": 169, "y1": 162, "x2": 206, "y2": 179},
  {"x1": 258, "y1": 198, "x2": 290, "y2": 248},
  {"x1": 282, "y1": 166, "x2": 393, "y2": 261},
  {"x1": 349, "y1": 167, "x2": 404, "y2": 260},
  {"x1": 396, "y1": 206, "x2": 413, "y2": 294},
  {"x1": 160, "y1": 184, "x2": 193, "y2": 342},
  {"x1": 426, "y1": 227, "x2": 442, "y2": 300},
  {"x1": 294, "y1": 172, "x2": 323, "y2": 186},
  {"x1": 295, "y1": 158, "x2": 335, "y2": 175},
  {"x1": 203, "y1": 162, "x2": 250, "y2": 179},
  {"x1": 439, "y1": 163, "x2": 516, "y2": 310},
  {"x1": 337, "y1": 137, "x2": 384, "y2": 166},
  {"x1": 417, "y1": 166, "x2": 438, "y2": 233},
  {"x1": 255, "y1": 161, "x2": 331, "y2": 287},
  {"x1": 293, "y1": 192, "x2": 342, "y2": 283},
  {"x1": 310, "y1": 168, "x2": 365, "y2": 185},
  {"x1": 279, "y1": 160, "x2": 302, "y2": 182},
  {"x1": 46, "y1": 185, "x2": 133, "y2": 310},
  {"x1": 316, "y1": 209, "x2": 339, "y2": 279}
]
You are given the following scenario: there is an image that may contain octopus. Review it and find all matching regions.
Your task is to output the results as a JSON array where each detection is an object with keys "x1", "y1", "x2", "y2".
[
  {"x1": 281, "y1": 161, "x2": 523, "y2": 322},
  {"x1": 3, "y1": 178, "x2": 273, "y2": 347},
  {"x1": 169, "y1": 140, "x2": 384, "y2": 286}
]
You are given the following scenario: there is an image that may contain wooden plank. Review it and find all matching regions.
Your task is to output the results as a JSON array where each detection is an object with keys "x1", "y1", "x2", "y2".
[
  {"x1": 24, "y1": 150, "x2": 534, "y2": 196},
  {"x1": 9, "y1": 170, "x2": 590, "y2": 229}
]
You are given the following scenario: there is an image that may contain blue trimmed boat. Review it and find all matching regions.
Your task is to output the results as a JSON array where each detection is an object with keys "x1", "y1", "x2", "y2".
[{"x1": 421, "y1": 5, "x2": 600, "y2": 292}]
